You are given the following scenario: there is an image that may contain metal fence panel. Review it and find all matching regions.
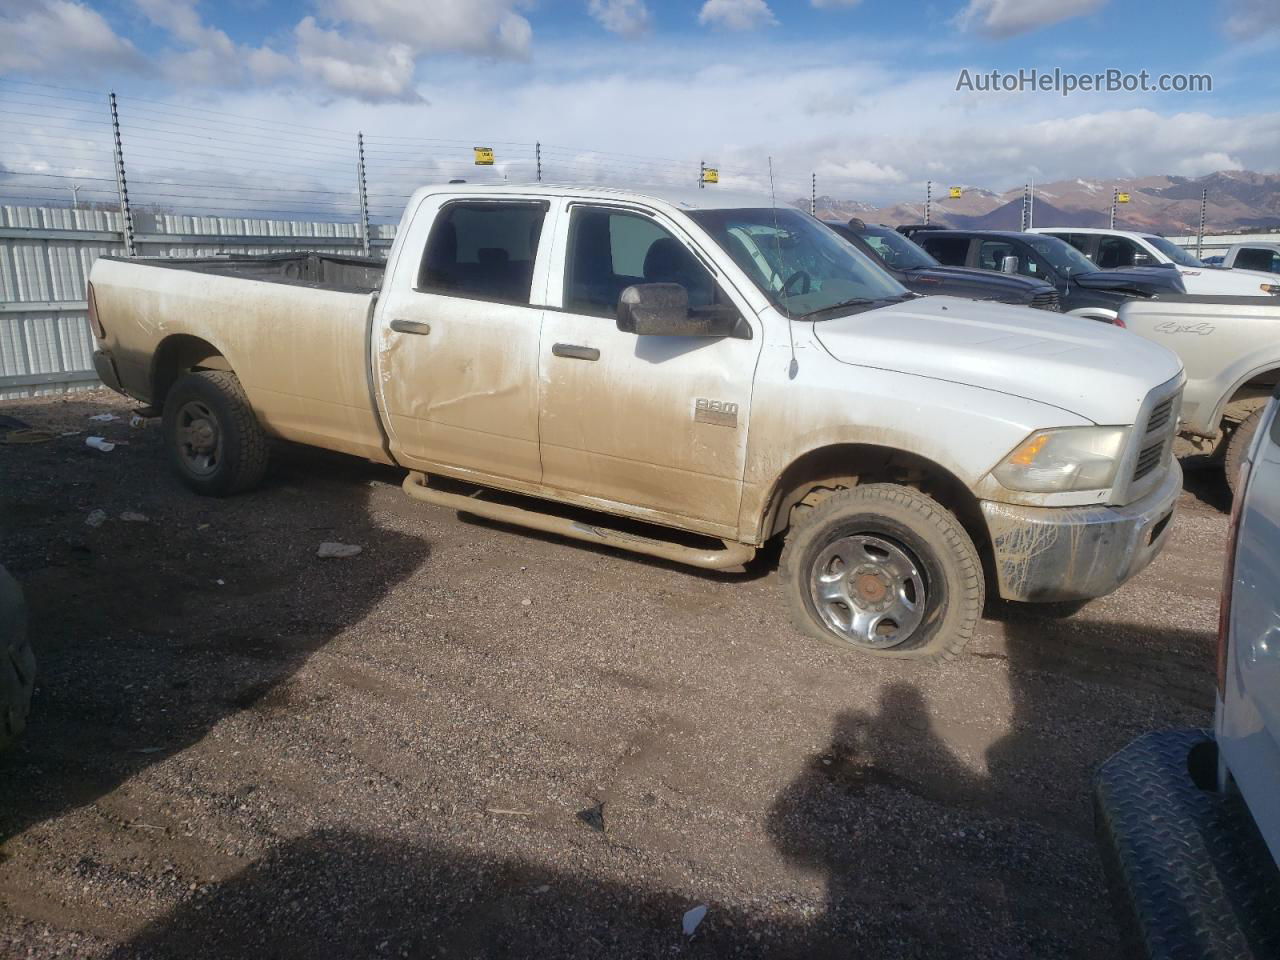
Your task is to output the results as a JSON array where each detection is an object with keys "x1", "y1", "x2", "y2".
[{"x1": 0, "y1": 204, "x2": 398, "y2": 397}]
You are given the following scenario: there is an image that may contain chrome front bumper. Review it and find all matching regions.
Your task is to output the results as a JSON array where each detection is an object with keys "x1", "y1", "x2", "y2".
[{"x1": 979, "y1": 460, "x2": 1182, "y2": 603}]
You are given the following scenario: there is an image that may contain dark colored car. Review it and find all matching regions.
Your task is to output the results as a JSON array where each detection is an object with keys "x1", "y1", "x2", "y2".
[
  {"x1": 913, "y1": 229, "x2": 1186, "y2": 324},
  {"x1": 826, "y1": 219, "x2": 1061, "y2": 311}
]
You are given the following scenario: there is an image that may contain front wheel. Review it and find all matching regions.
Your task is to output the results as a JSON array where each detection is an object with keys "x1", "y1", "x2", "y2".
[
  {"x1": 1224, "y1": 407, "x2": 1263, "y2": 499},
  {"x1": 778, "y1": 484, "x2": 984, "y2": 661},
  {"x1": 162, "y1": 370, "x2": 269, "y2": 497}
]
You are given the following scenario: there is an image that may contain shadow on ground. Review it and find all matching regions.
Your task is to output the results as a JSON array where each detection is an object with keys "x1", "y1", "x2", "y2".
[{"x1": 0, "y1": 408, "x2": 429, "y2": 844}]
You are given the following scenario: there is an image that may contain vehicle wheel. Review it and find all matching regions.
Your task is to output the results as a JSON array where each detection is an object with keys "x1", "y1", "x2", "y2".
[
  {"x1": 778, "y1": 484, "x2": 984, "y2": 660},
  {"x1": 1224, "y1": 407, "x2": 1263, "y2": 499},
  {"x1": 0, "y1": 566, "x2": 34, "y2": 753},
  {"x1": 163, "y1": 370, "x2": 269, "y2": 496}
]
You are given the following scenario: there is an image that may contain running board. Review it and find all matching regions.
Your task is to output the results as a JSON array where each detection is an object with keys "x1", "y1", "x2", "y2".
[{"x1": 402, "y1": 472, "x2": 756, "y2": 571}]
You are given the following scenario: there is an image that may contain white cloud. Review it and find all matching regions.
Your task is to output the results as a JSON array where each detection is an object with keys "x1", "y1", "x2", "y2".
[
  {"x1": 588, "y1": 0, "x2": 651, "y2": 36},
  {"x1": 318, "y1": 0, "x2": 533, "y2": 57},
  {"x1": 698, "y1": 0, "x2": 777, "y2": 31},
  {"x1": 1222, "y1": 0, "x2": 1280, "y2": 40},
  {"x1": 811, "y1": 0, "x2": 861, "y2": 7},
  {"x1": 956, "y1": 0, "x2": 1107, "y2": 37},
  {"x1": 0, "y1": 0, "x2": 144, "y2": 74},
  {"x1": 294, "y1": 16, "x2": 422, "y2": 103}
]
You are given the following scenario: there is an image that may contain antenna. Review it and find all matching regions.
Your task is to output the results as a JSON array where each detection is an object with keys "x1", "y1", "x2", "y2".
[{"x1": 768, "y1": 157, "x2": 799, "y2": 380}]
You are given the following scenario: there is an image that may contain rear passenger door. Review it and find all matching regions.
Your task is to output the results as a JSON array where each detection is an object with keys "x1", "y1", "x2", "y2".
[
  {"x1": 536, "y1": 201, "x2": 760, "y2": 536},
  {"x1": 917, "y1": 235, "x2": 972, "y2": 267},
  {"x1": 377, "y1": 196, "x2": 551, "y2": 484}
]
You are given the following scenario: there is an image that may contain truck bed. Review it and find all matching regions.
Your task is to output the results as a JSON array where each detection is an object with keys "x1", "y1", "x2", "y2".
[{"x1": 106, "y1": 252, "x2": 386, "y2": 295}]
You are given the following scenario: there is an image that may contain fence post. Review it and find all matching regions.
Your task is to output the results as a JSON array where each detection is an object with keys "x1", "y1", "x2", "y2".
[
  {"x1": 356, "y1": 132, "x2": 371, "y2": 257},
  {"x1": 810, "y1": 173, "x2": 816, "y2": 216},
  {"x1": 1196, "y1": 188, "x2": 1207, "y2": 259},
  {"x1": 1020, "y1": 183, "x2": 1030, "y2": 231},
  {"x1": 925, "y1": 180, "x2": 931, "y2": 225},
  {"x1": 1109, "y1": 187, "x2": 1118, "y2": 230},
  {"x1": 536, "y1": 141, "x2": 542, "y2": 183},
  {"x1": 699, "y1": 161, "x2": 705, "y2": 190},
  {"x1": 108, "y1": 92, "x2": 136, "y2": 257}
]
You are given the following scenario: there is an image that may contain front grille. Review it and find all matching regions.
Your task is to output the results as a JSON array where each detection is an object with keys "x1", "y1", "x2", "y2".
[
  {"x1": 1133, "y1": 441, "x2": 1164, "y2": 482},
  {"x1": 1030, "y1": 290, "x2": 1061, "y2": 312},
  {"x1": 1146, "y1": 397, "x2": 1175, "y2": 434}
]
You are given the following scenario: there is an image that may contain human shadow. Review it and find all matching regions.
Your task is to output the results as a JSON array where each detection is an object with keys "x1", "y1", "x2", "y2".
[{"x1": 0, "y1": 397, "x2": 429, "y2": 846}]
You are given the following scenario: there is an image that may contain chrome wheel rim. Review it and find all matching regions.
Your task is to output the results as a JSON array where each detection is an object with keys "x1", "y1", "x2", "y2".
[
  {"x1": 176, "y1": 400, "x2": 222, "y2": 476},
  {"x1": 809, "y1": 534, "x2": 927, "y2": 649}
]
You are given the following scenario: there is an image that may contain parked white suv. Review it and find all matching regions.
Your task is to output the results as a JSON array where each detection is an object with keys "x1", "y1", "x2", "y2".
[
  {"x1": 1031, "y1": 227, "x2": 1280, "y2": 297},
  {"x1": 1095, "y1": 388, "x2": 1280, "y2": 956}
]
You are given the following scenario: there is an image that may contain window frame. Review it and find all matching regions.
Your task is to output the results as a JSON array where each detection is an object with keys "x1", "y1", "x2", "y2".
[{"x1": 414, "y1": 198, "x2": 551, "y2": 307}]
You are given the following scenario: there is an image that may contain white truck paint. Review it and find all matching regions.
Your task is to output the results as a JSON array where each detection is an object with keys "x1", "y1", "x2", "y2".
[
  {"x1": 1031, "y1": 227, "x2": 1280, "y2": 297},
  {"x1": 90, "y1": 184, "x2": 1187, "y2": 660}
]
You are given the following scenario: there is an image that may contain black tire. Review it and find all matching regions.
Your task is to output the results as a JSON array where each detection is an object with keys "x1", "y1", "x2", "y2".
[
  {"x1": 0, "y1": 566, "x2": 34, "y2": 753},
  {"x1": 163, "y1": 370, "x2": 269, "y2": 497},
  {"x1": 1224, "y1": 408, "x2": 1262, "y2": 499},
  {"x1": 778, "y1": 484, "x2": 984, "y2": 661}
]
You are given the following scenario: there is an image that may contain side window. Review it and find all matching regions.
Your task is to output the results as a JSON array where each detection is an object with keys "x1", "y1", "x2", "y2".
[
  {"x1": 920, "y1": 236, "x2": 969, "y2": 266},
  {"x1": 978, "y1": 240, "x2": 1016, "y2": 272},
  {"x1": 1236, "y1": 248, "x2": 1280, "y2": 274},
  {"x1": 1060, "y1": 234, "x2": 1094, "y2": 260},
  {"x1": 418, "y1": 201, "x2": 548, "y2": 304},
  {"x1": 564, "y1": 206, "x2": 719, "y2": 317},
  {"x1": 1096, "y1": 237, "x2": 1139, "y2": 269}
]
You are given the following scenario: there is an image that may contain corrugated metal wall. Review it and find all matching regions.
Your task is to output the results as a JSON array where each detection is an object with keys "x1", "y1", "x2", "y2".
[{"x1": 0, "y1": 205, "x2": 396, "y2": 399}]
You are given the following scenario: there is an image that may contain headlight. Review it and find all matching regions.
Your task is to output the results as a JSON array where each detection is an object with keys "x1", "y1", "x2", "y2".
[
  {"x1": 993, "y1": 426, "x2": 1130, "y2": 493},
  {"x1": 1262, "y1": 283, "x2": 1280, "y2": 295}
]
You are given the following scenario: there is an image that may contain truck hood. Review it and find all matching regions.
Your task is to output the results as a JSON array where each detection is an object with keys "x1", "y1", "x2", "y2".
[
  {"x1": 812, "y1": 297, "x2": 1183, "y2": 424},
  {"x1": 1072, "y1": 267, "x2": 1186, "y2": 296},
  {"x1": 900, "y1": 265, "x2": 1051, "y2": 305},
  {"x1": 1178, "y1": 265, "x2": 1280, "y2": 296}
]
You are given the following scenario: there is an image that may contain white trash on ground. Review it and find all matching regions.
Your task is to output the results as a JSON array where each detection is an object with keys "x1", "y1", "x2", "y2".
[
  {"x1": 85, "y1": 510, "x2": 107, "y2": 528},
  {"x1": 85, "y1": 437, "x2": 115, "y2": 452},
  {"x1": 120, "y1": 512, "x2": 149, "y2": 523},
  {"x1": 88, "y1": 413, "x2": 120, "y2": 423},
  {"x1": 682, "y1": 904, "x2": 708, "y2": 937},
  {"x1": 317, "y1": 542, "x2": 362, "y2": 559}
]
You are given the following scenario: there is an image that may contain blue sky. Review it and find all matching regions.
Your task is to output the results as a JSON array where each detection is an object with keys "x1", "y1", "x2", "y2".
[{"x1": 1, "y1": 0, "x2": 1277, "y2": 208}]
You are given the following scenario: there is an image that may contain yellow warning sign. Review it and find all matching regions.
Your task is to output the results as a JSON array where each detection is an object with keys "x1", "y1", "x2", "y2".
[
  {"x1": 1116, "y1": 192, "x2": 1131, "y2": 203},
  {"x1": 473, "y1": 147, "x2": 495, "y2": 166},
  {"x1": 701, "y1": 167, "x2": 719, "y2": 184},
  {"x1": 948, "y1": 186, "x2": 962, "y2": 199}
]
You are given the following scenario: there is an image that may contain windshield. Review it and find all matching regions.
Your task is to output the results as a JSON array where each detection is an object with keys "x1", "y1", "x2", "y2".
[
  {"x1": 857, "y1": 225, "x2": 938, "y2": 270},
  {"x1": 1025, "y1": 235, "x2": 1097, "y2": 277},
  {"x1": 1143, "y1": 234, "x2": 1204, "y2": 268},
  {"x1": 688, "y1": 208, "x2": 910, "y2": 317}
]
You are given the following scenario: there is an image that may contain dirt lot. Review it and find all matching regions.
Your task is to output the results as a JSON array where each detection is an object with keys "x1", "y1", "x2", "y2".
[{"x1": 0, "y1": 389, "x2": 1227, "y2": 959}]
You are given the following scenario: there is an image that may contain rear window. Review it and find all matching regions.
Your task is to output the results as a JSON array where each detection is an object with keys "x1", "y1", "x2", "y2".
[
  {"x1": 419, "y1": 201, "x2": 548, "y2": 304},
  {"x1": 919, "y1": 236, "x2": 970, "y2": 266}
]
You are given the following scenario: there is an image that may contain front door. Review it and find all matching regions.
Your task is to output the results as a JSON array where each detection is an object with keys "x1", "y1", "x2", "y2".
[
  {"x1": 537, "y1": 201, "x2": 760, "y2": 537},
  {"x1": 377, "y1": 196, "x2": 551, "y2": 485}
]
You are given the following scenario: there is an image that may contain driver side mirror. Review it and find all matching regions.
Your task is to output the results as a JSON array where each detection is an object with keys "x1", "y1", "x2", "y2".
[
  {"x1": 616, "y1": 283, "x2": 745, "y2": 338},
  {"x1": 1000, "y1": 255, "x2": 1019, "y2": 274}
]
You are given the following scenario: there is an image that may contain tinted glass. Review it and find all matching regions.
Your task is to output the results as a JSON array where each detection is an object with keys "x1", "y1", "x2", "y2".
[
  {"x1": 1143, "y1": 235, "x2": 1203, "y2": 268},
  {"x1": 565, "y1": 206, "x2": 717, "y2": 317},
  {"x1": 1233, "y1": 248, "x2": 1280, "y2": 274},
  {"x1": 1025, "y1": 235, "x2": 1096, "y2": 276},
  {"x1": 859, "y1": 225, "x2": 937, "y2": 270},
  {"x1": 419, "y1": 201, "x2": 547, "y2": 304},
  {"x1": 1096, "y1": 236, "x2": 1140, "y2": 269},
  {"x1": 919, "y1": 236, "x2": 971, "y2": 266}
]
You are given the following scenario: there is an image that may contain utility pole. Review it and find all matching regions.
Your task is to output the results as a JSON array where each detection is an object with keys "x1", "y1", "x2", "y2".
[
  {"x1": 810, "y1": 172, "x2": 816, "y2": 216},
  {"x1": 1020, "y1": 183, "x2": 1030, "y2": 231},
  {"x1": 1196, "y1": 188, "x2": 1207, "y2": 259},
  {"x1": 536, "y1": 141, "x2": 542, "y2": 183},
  {"x1": 69, "y1": 183, "x2": 81, "y2": 209},
  {"x1": 356, "y1": 132, "x2": 371, "y2": 257},
  {"x1": 1109, "y1": 187, "x2": 1118, "y2": 230},
  {"x1": 925, "y1": 180, "x2": 932, "y2": 225},
  {"x1": 108, "y1": 92, "x2": 136, "y2": 257}
]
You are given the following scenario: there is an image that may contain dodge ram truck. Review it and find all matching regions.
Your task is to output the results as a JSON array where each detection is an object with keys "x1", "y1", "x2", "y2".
[{"x1": 89, "y1": 184, "x2": 1186, "y2": 662}]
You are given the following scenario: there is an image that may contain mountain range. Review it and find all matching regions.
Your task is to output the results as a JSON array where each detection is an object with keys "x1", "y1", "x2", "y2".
[{"x1": 804, "y1": 170, "x2": 1280, "y2": 236}]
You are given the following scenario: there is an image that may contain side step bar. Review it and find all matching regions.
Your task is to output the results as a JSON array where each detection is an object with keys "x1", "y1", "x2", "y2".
[{"x1": 402, "y1": 472, "x2": 756, "y2": 571}]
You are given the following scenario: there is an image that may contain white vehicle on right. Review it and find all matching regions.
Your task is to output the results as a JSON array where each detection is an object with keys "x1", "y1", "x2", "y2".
[
  {"x1": 1221, "y1": 241, "x2": 1280, "y2": 276},
  {"x1": 1030, "y1": 227, "x2": 1280, "y2": 298}
]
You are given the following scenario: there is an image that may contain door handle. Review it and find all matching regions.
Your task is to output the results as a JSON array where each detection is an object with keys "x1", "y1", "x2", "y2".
[
  {"x1": 552, "y1": 343, "x2": 600, "y2": 361},
  {"x1": 390, "y1": 318, "x2": 431, "y2": 335}
]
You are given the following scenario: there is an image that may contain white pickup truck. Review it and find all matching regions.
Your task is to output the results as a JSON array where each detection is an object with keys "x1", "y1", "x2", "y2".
[
  {"x1": 89, "y1": 184, "x2": 1185, "y2": 662},
  {"x1": 1220, "y1": 241, "x2": 1280, "y2": 276},
  {"x1": 1030, "y1": 227, "x2": 1280, "y2": 298},
  {"x1": 1095, "y1": 389, "x2": 1280, "y2": 957}
]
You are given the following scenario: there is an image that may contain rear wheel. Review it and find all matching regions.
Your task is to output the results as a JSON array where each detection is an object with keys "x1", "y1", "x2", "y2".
[
  {"x1": 1225, "y1": 407, "x2": 1263, "y2": 499},
  {"x1": 163, "y1": 370, "x2": 269, "y2": 496},
  {"x1": 779, "y1": 484, "x2": 984, "y2": 661}
]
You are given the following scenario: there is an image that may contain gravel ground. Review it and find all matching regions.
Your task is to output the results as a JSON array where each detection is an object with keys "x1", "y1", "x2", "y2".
[{"x1": 0, "y1": 390, "x2": 1226, "y2": 959}]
